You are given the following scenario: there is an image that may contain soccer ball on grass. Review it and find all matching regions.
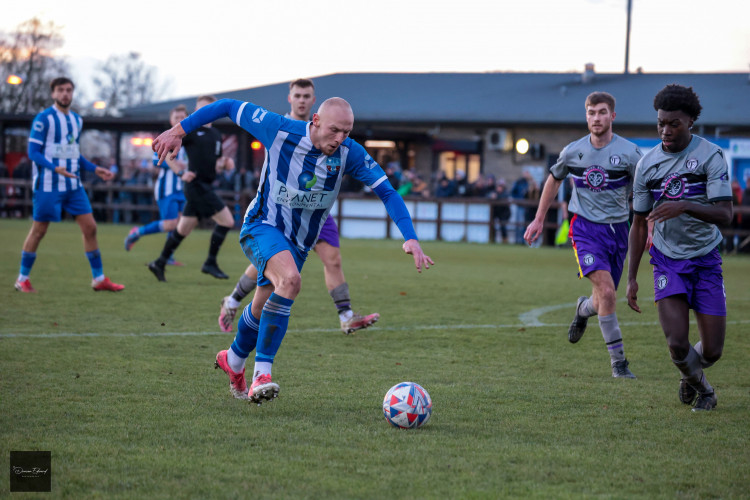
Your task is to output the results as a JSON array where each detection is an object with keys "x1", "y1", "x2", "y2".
[{"x1": 382, "y1": 382, "x2": 432, "y2": 429}]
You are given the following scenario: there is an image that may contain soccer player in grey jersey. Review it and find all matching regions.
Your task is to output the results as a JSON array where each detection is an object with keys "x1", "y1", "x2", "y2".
[
  {"x1": 627, "y1": 84, "x2": 733, "y2": 412},
  {"x1": 524, "y1": 91, "x2": 642, "y2": 379}
]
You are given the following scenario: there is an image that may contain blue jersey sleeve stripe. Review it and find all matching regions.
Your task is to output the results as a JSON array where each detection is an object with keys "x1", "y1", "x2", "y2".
[
  {"x1": 29, "y1": 137, "x2": 43, "y2": 145},
  {"x1": 370, "y1": 175, "x2": 388, "y2": 189},
  {"x1": 235, "y1": 102, "x2": 248, "y2": 126}
]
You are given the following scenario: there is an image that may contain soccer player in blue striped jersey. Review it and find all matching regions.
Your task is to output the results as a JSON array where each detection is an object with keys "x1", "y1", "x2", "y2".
[
  {"x1": 15, "y1": 77, "x2": 124, "y2": 293},
  {"x1": 123, "y1": 105, "x2": 188, "y2": 264},
  {"x1": 153, "y1": 96, "x2": 433, "y2": 404},
  {"x1": 524, "y1": 92, "x2": 641, "y2": 379},
  {"x1": 218, "y1": 78, "x2": 380, "y2": 336}
]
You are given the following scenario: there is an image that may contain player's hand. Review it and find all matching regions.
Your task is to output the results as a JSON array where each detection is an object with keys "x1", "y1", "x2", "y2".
[
  {"x1": 523, "y1": 219, "x2": 543, "y2": 245},
  {"x1": 54, "y1": 166, "x2": 78, "y2": 179},
  {"x1": 153, "y1": 124, "x2": 186, "y2": 166},
  {"x1": 626, "y1": 279, "x2": 641, "y2": 313},
  {"x1": 647, "y1": 201, "x2": 685, "y2": 223},
  {"x1": 94, "y1": 166, "x2": 114, "y2": 181},
  {"x1": 181, "y1": 171, "x2": 196, "y2": 183},
  {"x1": 402, "y1": 239, "x2": 433, "y2": 273}
]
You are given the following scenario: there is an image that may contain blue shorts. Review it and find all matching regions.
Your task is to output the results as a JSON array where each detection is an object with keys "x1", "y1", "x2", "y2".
[
  {"x1": 649, "y1": 245, "x2": 726, "y2": 316},
  {"x1": 570, "y1": 214, "x2": 629, "y2": 289},
  {"x1": 157, "y1": 193, "x2": 185, "y2": 220},
  {"x1": 240, "y1": 222, "x2": 308, "y2": 287},
  {"x1": 315, "y1": 214, "x2": 340, "y2": 248},
  {"x1": 33, "y1": 188, "x2": 92, "y2": 222}
]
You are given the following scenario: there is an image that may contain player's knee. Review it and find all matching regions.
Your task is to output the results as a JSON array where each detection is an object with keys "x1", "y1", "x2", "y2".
[
  {"x1": 667, "y1": 342, "x2": 689, "y2": 362},
  {"x1": 276, "y1": 273, "x2": 302, "y2": 298},
  {"x1": 323, "y1": 253, "x2": 342, "y2": 272},
  {"x1": 703, "y1": 346, "x2": 723, "y2": 365},
  {"x1": 163, "y1": 219, "x2": 178, "y2": 231}
]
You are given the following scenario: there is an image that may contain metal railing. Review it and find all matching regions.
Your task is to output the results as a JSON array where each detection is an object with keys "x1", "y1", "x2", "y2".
[{"x1": 2, "y1": 178, "x2": 749, "y2": 250}]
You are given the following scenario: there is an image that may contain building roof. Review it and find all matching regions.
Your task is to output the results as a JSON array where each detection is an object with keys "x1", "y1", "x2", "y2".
[{"x1": 122, "y1": 71, "x2": 750, "y2": 127}]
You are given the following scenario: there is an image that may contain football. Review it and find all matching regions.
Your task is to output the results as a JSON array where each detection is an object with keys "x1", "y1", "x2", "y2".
[{"x1": 382, "y1": 382, "x2": 432, "y2": 429}]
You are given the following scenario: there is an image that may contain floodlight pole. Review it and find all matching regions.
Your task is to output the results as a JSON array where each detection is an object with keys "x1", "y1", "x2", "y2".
[{"x1": 624, "y1": 0, "x2": 633, "y2": 74}]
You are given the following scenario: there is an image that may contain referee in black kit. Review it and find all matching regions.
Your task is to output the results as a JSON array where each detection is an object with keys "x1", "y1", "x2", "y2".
[{"x1": 148, "y1": 95, "x2": 235, "y2": 282}]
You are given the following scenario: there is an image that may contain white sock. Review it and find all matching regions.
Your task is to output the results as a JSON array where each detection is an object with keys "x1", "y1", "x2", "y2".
[
  {"x1": 339, "y1": 310, "x2": 354, "y2": 322},
  {"x1": 92, "y1": 275, "x2": 105, "y2": 283},
  {"x1": 226, "y1": 296, "x2": 241, "y2": 309},
  {"x1": 17, "y1": 274, "x2": 29, "y2": 282},
  {"x1": 226, "y1": 349, "x2": 246, "y2": 373},
  {"x1": 253, "y1": 361, "x2": 272, "y2": 379}
]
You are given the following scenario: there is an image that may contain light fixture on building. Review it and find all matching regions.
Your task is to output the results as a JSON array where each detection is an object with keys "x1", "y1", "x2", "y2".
[
  {"x1": 93, "y1": 101, "x2": 106, "y2": 110},
  {"x1": 515, "y1": 138, "x2": 530, "y2": 155},
  {"x1": 251, "y1": 141, "x2": 262, "y2": 150},
  {"x1": 130, "y1": 137, "x2": 153, "y2": 147},
  {"x1": 364, "y1": 140, "x2": 396, "y2": 148},
  {"x1": 7, "y1": 75, "x2": 23, "y2": 85}
]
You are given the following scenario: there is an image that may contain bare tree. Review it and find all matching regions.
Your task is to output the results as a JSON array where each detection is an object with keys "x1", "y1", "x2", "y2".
[
  {"x1": 0, "y1": 18, "x2": 69, "y2": 114},
  {"x1": 92, "y1": 52, "x2": 169, "y2": 114}
]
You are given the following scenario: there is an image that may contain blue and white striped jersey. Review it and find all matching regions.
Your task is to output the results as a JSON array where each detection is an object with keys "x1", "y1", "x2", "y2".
[
  {"x1": 28, "y1": 106, "x2": 87, "y2": 192},
  {"x1": 181, "y1": 99, "x2": 408, "y2": 252},
  {"x1": 152, "y1": 149, "x2": 186, "y2": 200}
]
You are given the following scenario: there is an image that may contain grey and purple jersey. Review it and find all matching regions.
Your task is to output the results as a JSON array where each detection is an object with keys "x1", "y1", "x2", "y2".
[
  {"x1": 549, "y1": 134, "x2": 641, "y2": 224},
  {"x1": 633, "y1": 135, "x2": 732, "y2": 260}
]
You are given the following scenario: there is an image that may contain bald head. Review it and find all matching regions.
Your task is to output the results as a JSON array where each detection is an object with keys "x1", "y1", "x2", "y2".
[
  {"x1": 317, "y1": 97, "x2": 353, "y2": 120},
  {"x1": 311, "y1": 97, "x2": 354, "y2": 155}
]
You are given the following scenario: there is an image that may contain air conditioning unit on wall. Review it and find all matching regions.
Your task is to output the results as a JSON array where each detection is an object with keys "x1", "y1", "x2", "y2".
[{"x1": 485, "y1": 128, "x2": 512, "y2": 152}]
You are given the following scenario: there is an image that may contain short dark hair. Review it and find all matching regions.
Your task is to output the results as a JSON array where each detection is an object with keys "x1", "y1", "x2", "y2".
[
  {"x1": 585, "y1": 91, "x2": 615, "y2": 112},
  {"x1": 171, "y1": 104, "x2": 188, "y2": 115},
  {"x1": 50, "y1": 77, "x2": 74, "y2": 92},
  {"x1": 653, "y1": 84, "x2": 702, "y2": 120},
  {"x1": 289, "y1": 78, "x2": 314, "y2": 90},
  {"x1": 196, "y1": 95, "x2": 217, "y2": 104}
]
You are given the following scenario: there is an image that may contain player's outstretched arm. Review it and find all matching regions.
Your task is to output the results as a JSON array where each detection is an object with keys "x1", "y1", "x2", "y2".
[
  {"x1": 28, "y1": 141, "x2": 78, "y2": 179},
  {"x1": 403, "y1": 239, "x2": 433, "y2": 273}
]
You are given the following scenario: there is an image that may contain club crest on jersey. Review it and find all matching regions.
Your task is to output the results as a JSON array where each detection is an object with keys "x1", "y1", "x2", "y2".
[
  {"x1": 583, "y1": 166, "x2": 607, "y2": 192},
  {"x1": 656, "y1": 275, "x2": 668, "y2": 290},
  {"x1": 663, "y1": 174, "x2": 686, "y2": 199},
  {"x1": 685, "y1": 158, "x2": 699, "y2": 171},
  {"x1": 609, "y1": 155, "x2": 621, "y2": 166},
  {"x1": 325, "y1": 157, "x2": 341, "y2": 174},
  {"x1": 33, "y1": 121, "x2": 44, "y2": 133},
  {"x1": 583, "y1": 254, "x2": 595, "y2": 266}
]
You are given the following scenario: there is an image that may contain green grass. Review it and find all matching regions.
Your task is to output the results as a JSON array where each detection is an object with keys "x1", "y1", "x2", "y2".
[{"x1": 1, "y1": 218, "x2": 749, "y2": 499}]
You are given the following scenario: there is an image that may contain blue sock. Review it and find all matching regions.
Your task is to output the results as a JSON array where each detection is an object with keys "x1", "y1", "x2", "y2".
[
  {"x1": 20, "y1": 251, "x2": 37, "y2": 277},
  {"x1": 231, "y1": 304, "x2": 260, "y2": 358},
  {"x1": 139, "y1": 220, "x2": 164, "y2": 236},
  {"x1": 85, "y1": 249, "x2": 104, "y2": 280},
  {"x1": 255, "y1": 293, "x2": 294, "y2": 364}
]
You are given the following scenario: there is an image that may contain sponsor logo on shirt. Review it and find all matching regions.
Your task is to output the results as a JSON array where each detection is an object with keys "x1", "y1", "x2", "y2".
[
  {"x1": 663, "y1": 174, "x2": 686, "y2": 199},
  {"x1": 298, "y1": 171, "x2": 318, "y2": 190},
  {"x1": 50, "y1": 144, "x2": 80, "y2": 159},
  {"x1": 33, "y1": 121, "x2": 44, "y2": 133},
  {"x1": 583, "y1": 166, "x2": 607, "y2": 192},
  {"x1": 273, "y1": 182, "x2": 335, "y2": 210}
]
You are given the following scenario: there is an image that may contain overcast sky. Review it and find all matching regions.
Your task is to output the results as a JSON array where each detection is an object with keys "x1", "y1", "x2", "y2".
[{"x1": 4, "y1": 0, "x2": 749, "y2": 100}]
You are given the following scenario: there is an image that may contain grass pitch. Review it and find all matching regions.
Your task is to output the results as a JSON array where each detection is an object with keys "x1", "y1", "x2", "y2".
[{"x1": 1, "y1": 218, "x2": 749, "y2": 499}]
